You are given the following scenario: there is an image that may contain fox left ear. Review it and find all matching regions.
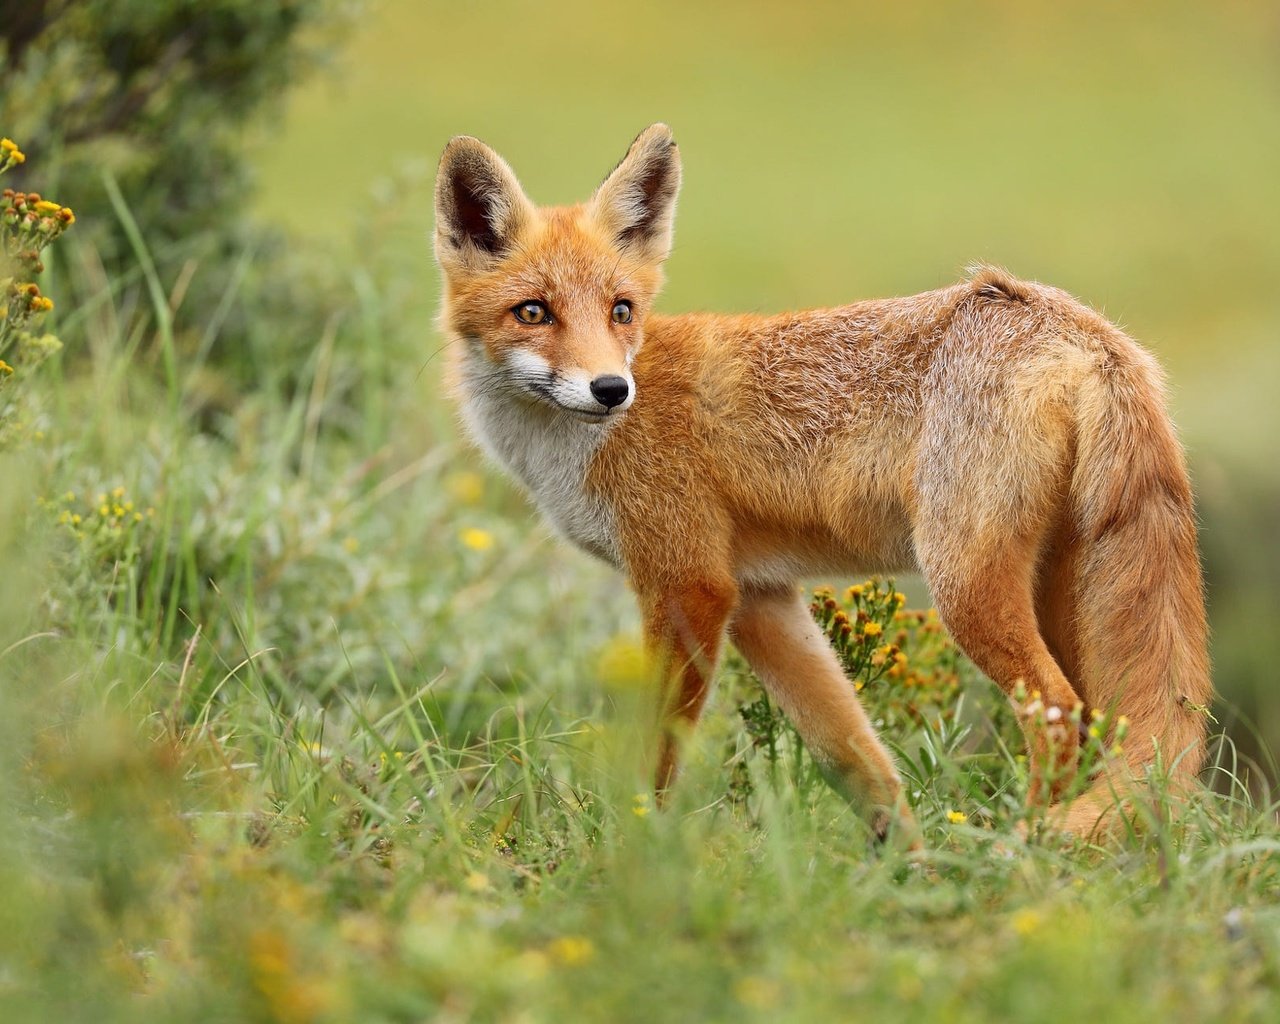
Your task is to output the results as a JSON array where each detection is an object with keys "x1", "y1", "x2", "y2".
[{"x1": 590, "y1": 123, "x2": 682, "y2": 263}]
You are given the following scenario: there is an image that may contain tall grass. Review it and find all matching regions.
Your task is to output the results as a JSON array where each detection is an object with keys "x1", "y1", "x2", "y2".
[{"x1": 1, "y1": 166, "x2": 1278, "y2": 1022}]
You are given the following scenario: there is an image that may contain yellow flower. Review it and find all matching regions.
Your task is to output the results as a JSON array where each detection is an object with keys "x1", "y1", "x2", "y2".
[
  {"x1": 34, "y1": 200, "x2": 61, "y2": 215},
  {"x1": 597, "y1": 635, "x2": 652, "y2": 690},
  {"x1": 342, "y1": 536, "x2": 360, "y2": 553},
  {"x1": 0, "y1": 360, "x2": 13, "y2": 376},
  {"x1": 844, "y1": 584, "x2": 863, "y2": 601},
  {"x1": 446, "y1": 470, "x2": 485, "y2": 506},
  {"x1": 1011, "y1": 908, "x2": 1043, "y2": 936},
  {"x1": 98, "y1": 504, "x2": 109, "y2": 517},
  {"x1": 459, "y1": 526, "x2": 494, "y2": 551},
  {"x1": 632, "y1": 793, "x2": 651, "y2": 818},
  {"x1": 0, "y1": 138, "x2": 16, "y2": 153},
  {"x1": 946, "y1": 810, "x2": 967, "y2": 824},
  {"x1": 862, "y1": 621, "x2": 883, "y2": 639},
  {"x1": 548, "y1": 936, "x2": 595, "y2": 966},
  {"x1": 464, "y1": 871, "x2": 490, "y2": 893}
]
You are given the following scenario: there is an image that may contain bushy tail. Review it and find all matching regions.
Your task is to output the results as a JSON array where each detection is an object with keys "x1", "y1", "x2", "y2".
[{"x1": 1069, "y1": 332, "x2": 1212, "y2": 801}]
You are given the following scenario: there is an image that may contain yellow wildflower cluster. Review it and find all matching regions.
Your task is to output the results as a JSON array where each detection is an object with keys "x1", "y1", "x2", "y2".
[
  {"x1": 48, "y1": 486, "x2": 156, "y2": 549},
  {"x1": 811, "y1": 579, "x2": 964, "y2": 731},
  {"x1": 6, "y1": 281, "x2": 53, "y2": 315},
  {"x1": 2, "y1": 143, "x2": 75, "y2": 415},
  {"x1": 2, "y1": 188, "x2": 75, "y2": 236},
  {"x1": 0, "y1": 137, "x2": 24, "y2": 170}
]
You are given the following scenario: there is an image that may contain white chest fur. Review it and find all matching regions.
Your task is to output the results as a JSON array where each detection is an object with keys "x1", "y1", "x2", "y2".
[{"x1": 458, "y1": 367, "x2": 622, "y2": 566}]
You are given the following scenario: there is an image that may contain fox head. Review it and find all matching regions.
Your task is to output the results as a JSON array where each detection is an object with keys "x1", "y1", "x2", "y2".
[{"x1": 434, "y1": 124, "x2": 681, "y2": 420}]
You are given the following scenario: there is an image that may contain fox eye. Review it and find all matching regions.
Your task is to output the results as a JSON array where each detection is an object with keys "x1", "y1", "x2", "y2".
[
  {"x1": 611, "y1": 300, "x2": 633, "y2": 324},
  {"x1": 513, "y1": 302, "x2": 550, "y2": 325}
]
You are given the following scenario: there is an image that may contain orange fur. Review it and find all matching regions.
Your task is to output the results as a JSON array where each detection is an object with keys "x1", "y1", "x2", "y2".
[{"x1": 433, "y1": 125, "x2": 1212, "y2": 843}]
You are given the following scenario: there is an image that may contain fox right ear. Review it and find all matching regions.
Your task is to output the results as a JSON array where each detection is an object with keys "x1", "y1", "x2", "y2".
[{"x1": 434, "y1": 136, "x2": 534, "y2": 271}]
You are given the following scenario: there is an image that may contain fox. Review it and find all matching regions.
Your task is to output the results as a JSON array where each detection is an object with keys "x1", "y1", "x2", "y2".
[{"x1": 432, "y1": 123, "x2": 1212, "y2": 843}]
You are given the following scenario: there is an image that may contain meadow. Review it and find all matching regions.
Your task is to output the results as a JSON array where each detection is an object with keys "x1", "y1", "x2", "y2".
[{"x1": 2, "y1": 1, "x2": 1279, "y2": 1021}]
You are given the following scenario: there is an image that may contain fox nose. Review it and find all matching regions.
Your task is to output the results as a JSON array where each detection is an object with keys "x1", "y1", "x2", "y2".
[{"x1": 589, "y1": 374, "x2": 630, "y2": 409}]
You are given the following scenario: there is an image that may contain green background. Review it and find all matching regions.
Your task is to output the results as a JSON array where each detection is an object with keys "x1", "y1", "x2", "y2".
[{"x1": 256, "y1": 0, "x2": 1280, "y2": 761}]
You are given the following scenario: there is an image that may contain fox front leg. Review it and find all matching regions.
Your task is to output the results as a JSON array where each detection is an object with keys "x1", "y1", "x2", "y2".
[{"x1": 637, "y1": 577, "x2": 738, "y2": 798}]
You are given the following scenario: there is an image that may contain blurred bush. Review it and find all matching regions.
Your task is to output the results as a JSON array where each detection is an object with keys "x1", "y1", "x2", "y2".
[{"x1": 0, "y1": 0, "x2": 403, "y2": 424}]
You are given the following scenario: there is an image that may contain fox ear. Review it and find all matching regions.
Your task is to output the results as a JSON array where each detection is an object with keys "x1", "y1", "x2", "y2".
[
  {"x1": 435, "y1": 136, "x2": 534, "y2": 271},
  {"x1": 591, "y1": 123, "x2": 681, "y2": 263}
]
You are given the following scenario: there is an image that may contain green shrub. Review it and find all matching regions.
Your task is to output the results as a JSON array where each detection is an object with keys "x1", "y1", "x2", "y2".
[{"x1": 0, "y1": 0, "x2": 388, "y2": 412}]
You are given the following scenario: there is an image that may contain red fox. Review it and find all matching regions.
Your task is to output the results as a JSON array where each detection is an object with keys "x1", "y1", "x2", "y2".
[{"x1": 433, "y1": 124, "x2": 1211, "y2": 843}]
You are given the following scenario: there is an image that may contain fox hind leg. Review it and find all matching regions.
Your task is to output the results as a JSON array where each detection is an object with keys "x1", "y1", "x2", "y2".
[
  {"x1": 918, "y1": 533, "x2": 1085, "y2": 808},
  {"x1": 914, "y1": 343, "x2": 1089, "y2": 811}
]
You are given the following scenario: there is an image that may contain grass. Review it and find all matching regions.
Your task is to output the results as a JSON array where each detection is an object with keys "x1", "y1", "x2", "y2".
[
  {"x1": 3, "y1": 2, "x2": 1280, "y2": 1019},
  {"x1": 3, "y1": 222, "x2": 1279, "y2": 1021}
]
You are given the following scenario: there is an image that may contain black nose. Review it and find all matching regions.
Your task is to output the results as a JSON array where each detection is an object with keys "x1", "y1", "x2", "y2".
[{"x1": 589, "y1": 374, "x2": 630, "y2": 409}]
